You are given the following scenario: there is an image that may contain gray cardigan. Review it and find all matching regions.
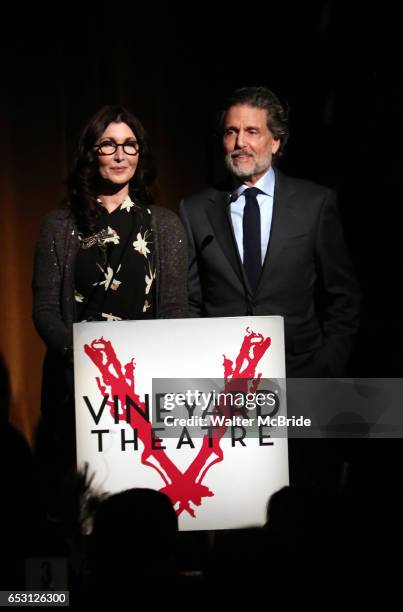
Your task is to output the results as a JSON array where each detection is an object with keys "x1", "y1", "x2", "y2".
[{"x1": 32, "y1": 206, "x2": 188, "y2": 355}]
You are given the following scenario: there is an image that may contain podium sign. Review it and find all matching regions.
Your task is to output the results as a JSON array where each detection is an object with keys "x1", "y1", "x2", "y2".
[{"x1": 73, "y1": 316, "x2": 289, "y2": 530}]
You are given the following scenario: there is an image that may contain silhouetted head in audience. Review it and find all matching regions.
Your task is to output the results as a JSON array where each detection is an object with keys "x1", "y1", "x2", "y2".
[
  {"x1": 88, "y1": 487, "x2": 178, "y2": 592},
  {"x1": 266, "y1": 484, "x2": 337, "y2": 532}
]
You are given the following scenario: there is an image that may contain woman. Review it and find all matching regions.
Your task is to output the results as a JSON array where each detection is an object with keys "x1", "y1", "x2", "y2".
[
  {"x1": 32, "y1": 105, "x2": 187, "y2": 510},
  {"x1": 33, "y1": 105, "x2": 187, "y2": 356}
]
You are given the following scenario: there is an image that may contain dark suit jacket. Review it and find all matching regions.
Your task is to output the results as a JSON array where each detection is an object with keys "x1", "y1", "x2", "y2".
[{"x1": 179, "y1": 169, "x2": 360, "y2": 377}]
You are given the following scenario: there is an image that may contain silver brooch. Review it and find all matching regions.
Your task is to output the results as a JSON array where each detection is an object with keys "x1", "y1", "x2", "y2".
[{"x1": 80, "y1": 228, "x2": 111, "y2": 249}]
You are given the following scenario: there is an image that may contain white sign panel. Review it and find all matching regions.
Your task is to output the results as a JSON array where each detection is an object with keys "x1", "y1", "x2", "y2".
[{"x1": 73, "y1": 316, "x2": 289, "y2": 530}]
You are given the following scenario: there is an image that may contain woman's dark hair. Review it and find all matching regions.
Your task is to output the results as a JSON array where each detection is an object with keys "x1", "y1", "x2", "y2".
[
  {"x1": 218, "y1": 86, "x2": 290, "y2": 159},
  {"x1": 67, "y1": 105, "x2": 156, "y2": 234}
]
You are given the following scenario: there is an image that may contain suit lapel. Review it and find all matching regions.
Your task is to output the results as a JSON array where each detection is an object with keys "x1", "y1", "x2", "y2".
[
  {"x1": 206, "y1": 190, "x2": 248, "y2": 286},
  {"x1": 257, "y1": 169, "x2": 298, "y2": 290}
]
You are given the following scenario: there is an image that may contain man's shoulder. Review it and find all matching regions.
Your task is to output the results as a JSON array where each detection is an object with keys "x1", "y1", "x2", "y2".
[
  {"x1": 181, "y1": 186, "x2": 225, "y2": 211},
  {"x1": 180, "y1": 187, "x2": 229, "y2": 216},
  {"x1": 276, "y1": 170, "x2": 334, "y2": 199}
]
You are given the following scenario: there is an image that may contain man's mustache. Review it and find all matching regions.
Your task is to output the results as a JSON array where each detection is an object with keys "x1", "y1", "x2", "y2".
[{"x1": 230, "y1": 150, "x2": 255, "y2": 159}]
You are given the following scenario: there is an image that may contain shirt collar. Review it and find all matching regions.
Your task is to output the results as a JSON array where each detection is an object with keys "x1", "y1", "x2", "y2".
[{"x1": 232, "y1": 166, "x2": 275, "y2": 200}]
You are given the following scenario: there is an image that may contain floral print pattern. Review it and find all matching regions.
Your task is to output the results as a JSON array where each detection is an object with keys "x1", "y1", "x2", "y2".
[
  {"x1": 145, "y1": 263, "x2": 156, "y2": 295},
  {"x1": 120, "y1": 196, "x2": 135, "y2": 212},
  {"x1": 75, "y1": 195, "x2": 155, "y2": 321},
  {"x1": 133, "y1": 230, "x2": 151, "y2": 257},
  {"x1": 103, "y1": 227, "x2": 120, "y2": 245},
  {"x1": 94, "y1": 263, "x2": 122, "y2": 291},
  {"x1": 101, "y1": 312, "x2": 123, "y2": 321}
]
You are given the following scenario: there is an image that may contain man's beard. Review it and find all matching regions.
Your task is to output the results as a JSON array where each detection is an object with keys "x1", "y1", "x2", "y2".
[{"x1": 225, "y1": 150, "x2": 271, "y2": 179}]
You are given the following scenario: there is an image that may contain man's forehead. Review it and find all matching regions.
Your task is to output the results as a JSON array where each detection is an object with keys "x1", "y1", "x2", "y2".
[{"x1": 225, "y1": 104, "x2": 268, "y2": 126}]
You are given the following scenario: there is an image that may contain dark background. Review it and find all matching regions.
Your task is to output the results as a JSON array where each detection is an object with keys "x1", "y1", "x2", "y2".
[{"x1": 0, "y1": 2, "x2": 402, "y2": 440}]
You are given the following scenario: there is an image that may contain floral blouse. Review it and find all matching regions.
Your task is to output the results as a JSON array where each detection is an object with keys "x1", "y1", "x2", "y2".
[{"x1": 74, "y1": 196, "x2": 155, "y2": 322}]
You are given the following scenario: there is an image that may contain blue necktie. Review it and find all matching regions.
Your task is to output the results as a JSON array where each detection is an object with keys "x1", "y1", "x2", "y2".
[{"x1": 243, "y1": 187, "x2": 262, "y2": 292}]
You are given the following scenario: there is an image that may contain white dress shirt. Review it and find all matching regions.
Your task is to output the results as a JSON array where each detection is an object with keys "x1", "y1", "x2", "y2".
[{"x1": 230, "y1": 167, "x2": 275, "y2": 264}]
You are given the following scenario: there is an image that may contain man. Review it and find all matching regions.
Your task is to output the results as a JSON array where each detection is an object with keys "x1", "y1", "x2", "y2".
[{"x1": 179, "y1": 86, "x2": 360, "y2": 378}]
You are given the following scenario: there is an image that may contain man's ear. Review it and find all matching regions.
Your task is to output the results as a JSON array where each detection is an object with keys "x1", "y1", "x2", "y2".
[{"x1": 272, "y1": 138, "x2": 280, "y2": 155}]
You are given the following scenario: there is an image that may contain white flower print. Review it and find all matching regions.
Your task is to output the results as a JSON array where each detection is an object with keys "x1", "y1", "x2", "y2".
[
  {"x1": 133, "y1": 231, "x2": 151, "y2": 257},
  {"x1": 103, "y1": 226, "x2": 120, "y2": 245},
  {"x1": 145, "y1": 264, "x2": 156, "y2": 295},
  {"x1": 94, "y1": 263, "x2": 122, "y2": 291},
  {"x1": 143, "y1": 299, "x2": 151, "y2": 312},
  {"x1": 98, "y1": 265, "x2": 113, "y2": 290},
  {"x1": 74, "y1": 290, "x2": 85, "y2": 303},
  {"x1": 101, "y1": 312, "x2": 122, "y2": 321},
  {"x1": 110, "y1": 278, "x2": 121, "y2": 291},
  {"x1": 120, "y1": 196, "x2": 135, "y2": 212},
  {"x1": 110, "y1": 264, "x2": 122, "y2": 290}
]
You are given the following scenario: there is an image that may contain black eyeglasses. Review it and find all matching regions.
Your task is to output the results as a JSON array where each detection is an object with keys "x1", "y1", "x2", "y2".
[{"x1": 94, "y1": 140, "x2": 140, "y2": 156}]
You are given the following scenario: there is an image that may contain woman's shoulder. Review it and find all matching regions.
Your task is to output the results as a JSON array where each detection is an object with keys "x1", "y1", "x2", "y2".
[
  {"x1": 43, "y1": 207, "x2": 73, "y2": 223},
  {"x1": 149, "y1": 205, "x2": 183, "y2": 233},
  {"x1": 40, "y1": 207, "x2": 76, "y2": 232}
]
